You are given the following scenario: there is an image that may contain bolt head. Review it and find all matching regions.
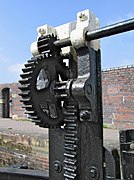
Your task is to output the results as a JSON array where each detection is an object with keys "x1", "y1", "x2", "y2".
[
  {"x1": 54, "y1": 163, "x2": 60, "y2": 171},
  {"x1": 80, "y1": 110, "x2": 91, "y2": 121},
  {"x1": 53, "y1": 161, "x2": 62, "y2": 173},
  {"x1": 89, "y1": 166, "x2": 99, "y2": 179},
  {"x1": 90, "y1": 169, "x2": 97, "y2": 178},
  {"x1": 38, "y1": 28, "x2": 46, "y2": 36},
  {"x1": 79, "y1": 13, "x2": 88, "y2": 21}
]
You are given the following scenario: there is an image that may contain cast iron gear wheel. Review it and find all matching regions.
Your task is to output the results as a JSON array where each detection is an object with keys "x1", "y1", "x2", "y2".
[{"x1": 19, "y1": 53, "x2": 68, "y2": 128}]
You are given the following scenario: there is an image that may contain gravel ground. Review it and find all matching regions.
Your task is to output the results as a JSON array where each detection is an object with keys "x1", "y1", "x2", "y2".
[{"x1": 0, "y1": 118, "x2": 120, "y2": 149}]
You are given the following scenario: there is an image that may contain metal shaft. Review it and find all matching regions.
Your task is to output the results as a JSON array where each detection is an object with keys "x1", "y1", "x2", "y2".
[
  {"x1": 86, "y1": 18, "x2": 134, "y2": 41},
  {"x1": 54, "y1": 18, "x2": 134, "y2": 48}
]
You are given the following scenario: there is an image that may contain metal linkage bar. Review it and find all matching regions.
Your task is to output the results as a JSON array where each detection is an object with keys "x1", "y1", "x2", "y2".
[{"x1": 54, "y1": 18, "x2": 134, "y2": 48}]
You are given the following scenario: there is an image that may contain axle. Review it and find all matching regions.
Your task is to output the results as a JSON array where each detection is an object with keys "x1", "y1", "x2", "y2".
[{"x1": 54, "y1": 18, "x2": 134, "y2": 48}]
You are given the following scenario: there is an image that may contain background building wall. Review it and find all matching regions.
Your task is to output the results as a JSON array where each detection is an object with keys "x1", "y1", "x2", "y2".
[
  {"x1": 102, "y1": 65, "x2": 134, "y2": 129},
  {"x1": 0, "y1": 65, "x2": 134, "y2": 129},
  {"x1": 0, "y1": 83, "x2": 26, "y2": 119}
]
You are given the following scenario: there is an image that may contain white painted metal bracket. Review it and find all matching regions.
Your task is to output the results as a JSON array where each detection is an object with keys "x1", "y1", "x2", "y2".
[{"x1": 30, "y1": 9, "x2": 99, "y2": 57}]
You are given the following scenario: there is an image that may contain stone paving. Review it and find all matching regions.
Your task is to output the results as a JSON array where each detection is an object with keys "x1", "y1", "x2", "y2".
[
  {"x1": 0, "y1": 118, "x2": 120, "y2": 149},
  {"x1": 0, "y1": 118, "x2": 48, "y2": 138}
]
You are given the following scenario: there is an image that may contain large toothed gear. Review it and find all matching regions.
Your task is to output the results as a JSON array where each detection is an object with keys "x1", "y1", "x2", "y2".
[
  {"x1": 19, "y1": 35, "x2": 69, "y2": 128},
  {"x1": 19, "y1": 54, "x2": 68, "y2": 128}
]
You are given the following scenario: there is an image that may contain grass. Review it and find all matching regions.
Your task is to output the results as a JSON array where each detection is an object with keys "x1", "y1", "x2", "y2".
[
  {"x1": 103, "y1": 123, "x2": 112, "y2": 129},
  {"x1": 0, "y1": 139, "x2": 32, "y2": 153},
  {"x1": 13, "y1": 118, "x2": 30, "y2": 122}
]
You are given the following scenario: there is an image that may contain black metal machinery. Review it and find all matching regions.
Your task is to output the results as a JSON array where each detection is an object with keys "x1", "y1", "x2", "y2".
[{"x1": 0, "y1": 10, "x2": 134, "y2": 180}]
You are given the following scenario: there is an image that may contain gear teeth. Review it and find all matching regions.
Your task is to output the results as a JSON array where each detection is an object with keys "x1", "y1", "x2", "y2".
[
  {"x1": 64, "y1": 120, "x2": 75, "y2": 123},
  {"x1": 28, "y1": 59, "x2": 36, "y2": 63},
  {"x1": 64, "y1": 172, "x2": 76, "y2": 179},
  {"x1": 20, "y1": 101, "x2": 32, "y2": 106},
  {"x1": 64, "y1": 144, "x2": 76, "y2": 151},
  {"x1": 25, "y1": 110, "x2": 36, "y2": 115},
  {"x1": 20, "y1": 98, "x2": 31, "y2": 103},
  {"x1": 38, "y1": 44, "x2": 49, "y2": 51},
  {"x1": 22, "y1": 104, "x2": 33, "y2": 110},
  {"x1": 27, "y1": 111, "x2": 40, "y2": 122},
  {"x1": 38, "y1": 36, "x2": 50, "y2": 53},
  {"x1": 29, "y1": 115, "x2": 39, "y2": 120},
  {"x1": 19, "y1": 78, "x2": 31, "y2": 84},
  {"x1": 38, "y1": 37, "x2": 50, "y2": 43},
  {"x1": 64, "y1": 158, "x2": 77, "y2": 165},
  {"x1": 65, "y1": 123, "x2": 76, "y2": 130},
  {"x1": 37, "y1": 34, "x2": 60, "y2": 55},
  {"x1": 18, "y1": 84, "x2": 30, "y2": 90},
  {"x1": 19, "y1": 35, "x2": 64, "y2": 128},
  {"x1": 64, "y1": 165, "x2": 77, "y2": 172},
  {"x1": 22, "y1": 104, "x2": 32, "y2": 108},
  {"x1": 20, "y1": 72, "x2": 32, "y2": 78},
  {"x1": 19, "y1": 54, "x2": 59, "y2": 128},
  {"x1": 19, "y1": 90, "x2": 30, "y2": 96},
  {"x1": 25, "y1": 62, "x2": 35, "y2": 67},
  {"x1": 22, "y1": 66, "x2": 34, "y2": 73},
  {"x1": 63, "y1": 102, "x2": 78, "y2": 180},
  {"x1": 26, "y1": 112, "x2": 40, "y2": 123},
  {"x1": 53, "y1": 81, "x2": 69, "y2": 99}
]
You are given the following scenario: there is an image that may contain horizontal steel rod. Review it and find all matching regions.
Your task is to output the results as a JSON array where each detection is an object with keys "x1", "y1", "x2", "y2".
[
  {"x1": 86, "y1": 18, "x2": 134, "y2": 41},
  {"x1": 54, "y1": 18, "x2": 134, "y2": 48}
]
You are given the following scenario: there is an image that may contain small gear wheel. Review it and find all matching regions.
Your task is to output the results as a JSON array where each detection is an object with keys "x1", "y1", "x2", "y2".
[{"x1": 37, "y1": 34, "x2": 61, "y2": 55}]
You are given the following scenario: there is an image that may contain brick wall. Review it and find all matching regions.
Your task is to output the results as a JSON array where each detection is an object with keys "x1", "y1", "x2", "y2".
[
  {"x1": 102, "y1": 65, "x2": 134, "y2": 129},
  {"x1": 0, "y1": 65, "x2": 134, "y2": 129}
]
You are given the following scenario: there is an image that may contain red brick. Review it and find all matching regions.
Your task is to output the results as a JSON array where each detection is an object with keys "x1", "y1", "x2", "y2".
[{"x1": 0, "y1": 66, "x2": 134, "y2": 129}]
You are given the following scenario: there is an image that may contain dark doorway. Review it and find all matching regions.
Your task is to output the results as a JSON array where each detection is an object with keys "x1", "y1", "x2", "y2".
[{"x1": 2, "y1": 88, "x2": 10, "y2": 118}]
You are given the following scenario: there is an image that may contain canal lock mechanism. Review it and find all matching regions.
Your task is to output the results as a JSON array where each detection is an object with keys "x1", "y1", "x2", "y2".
[{"x1": 18, "y1": 9, "x2": 134, "y2": 180}]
